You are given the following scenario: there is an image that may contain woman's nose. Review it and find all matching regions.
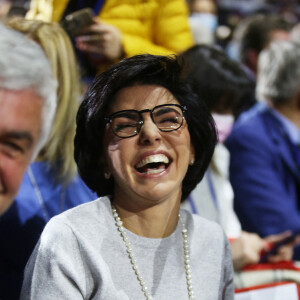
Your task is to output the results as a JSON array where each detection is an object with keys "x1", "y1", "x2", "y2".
[{"x1": 138, "y1": 114, "x2": 161, "y2": 144}]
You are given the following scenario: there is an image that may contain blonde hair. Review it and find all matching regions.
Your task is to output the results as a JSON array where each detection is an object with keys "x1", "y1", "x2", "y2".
[{"x1": 7, "y1": 18, "x2": 79, "y2": 184}]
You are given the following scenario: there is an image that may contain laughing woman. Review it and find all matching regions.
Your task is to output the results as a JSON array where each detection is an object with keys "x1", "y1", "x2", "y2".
[{"x1": 21, "y1": 54, "x2": 234, "y2": 299}]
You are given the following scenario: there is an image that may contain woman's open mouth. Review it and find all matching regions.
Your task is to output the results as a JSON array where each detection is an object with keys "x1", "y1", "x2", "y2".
[{"x1": 135, "y1": 154, "x2": 171, "y2": 175}]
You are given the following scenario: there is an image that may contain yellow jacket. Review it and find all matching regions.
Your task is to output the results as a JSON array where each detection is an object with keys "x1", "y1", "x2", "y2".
[{"x1": 26, "y1": 0, "x2": 194, "y2": 57}]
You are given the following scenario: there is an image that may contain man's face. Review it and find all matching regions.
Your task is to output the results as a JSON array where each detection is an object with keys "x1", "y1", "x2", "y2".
[{"x1": 0, "y1": 88, "x2": 43, "y2": 215}]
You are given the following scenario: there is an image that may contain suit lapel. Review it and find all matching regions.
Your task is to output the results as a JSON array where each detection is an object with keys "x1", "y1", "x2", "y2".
[{"x1": 263, "y1": 109, "x2": 300, "y2": 184}]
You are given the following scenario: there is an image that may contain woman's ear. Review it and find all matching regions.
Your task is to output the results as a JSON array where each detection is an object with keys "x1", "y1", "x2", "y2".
[
  {"x1": 189, "y1": 143, "x2": 195, "y2": 166},
  {"x1": 104, "y1": 171, "x2": 111, "y2": 180},
  {"x1": 99, "y1": 154, "x2": 111, "y2": 179}
]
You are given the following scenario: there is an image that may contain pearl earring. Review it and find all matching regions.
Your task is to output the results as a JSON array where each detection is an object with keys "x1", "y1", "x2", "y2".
[
  {"x1": 104, "y1": 172, "x2": 111, "y2": 179},
  {"x1": 190, "y1": 158, "x2": 195, "y2": 166}
]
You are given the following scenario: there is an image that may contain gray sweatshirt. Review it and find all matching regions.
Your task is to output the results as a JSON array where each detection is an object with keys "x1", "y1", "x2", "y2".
[{"x1": 21, "y1": 197, "x2": 234, "y2": 299}]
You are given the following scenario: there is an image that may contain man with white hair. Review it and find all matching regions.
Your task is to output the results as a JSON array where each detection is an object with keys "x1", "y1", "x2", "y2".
[
  {"x1": 0, "y1": 23, "x2": 57, "y2": 216},
  {"x1": 227, "y1": 40, "x2": 300, "y2": 259}
]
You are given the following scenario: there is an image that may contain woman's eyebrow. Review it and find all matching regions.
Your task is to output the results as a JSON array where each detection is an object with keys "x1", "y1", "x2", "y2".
[
  {"x1": 154, "y1": 107, "x2": 175, "y2": 117},
  {"x1": 114, "y1": 110, "x2": 139, "y2": 118}
]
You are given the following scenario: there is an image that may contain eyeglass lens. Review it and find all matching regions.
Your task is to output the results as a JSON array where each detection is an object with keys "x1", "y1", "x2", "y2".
[{"x1": 110, "y1": 105, "x2": 184, "y2": 138}]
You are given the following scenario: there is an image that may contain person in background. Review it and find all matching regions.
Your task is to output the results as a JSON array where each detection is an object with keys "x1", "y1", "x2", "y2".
[
  {"x1": 0, "y1": 22, "x2": 56, "y2": 297},
  {"x1": 0, "y1": 18, "x2": 97, "y2": 300},
  {"x1": 187, "y1": 0, "x2": 218, "y2": 45},
  {"x1": 180, "y1": 44, "x2": 295, "y2": 271},
  {"x1": 237, "y1": 14, "x2": 292, "y2": 78},
  {"x1": 0, "y1": 0, "x2": 30, "y2": 22},
  {"x1": 21, "y1": 54, "x2": 234, "y2": 299},
  {"x1": 0, "y1": 23, "x2": 56, "y2": 215},
  {"x1": 25, "y1": 0, "x2": 194, "y2": 80},
  {"x1": 291, "y1": 22, "x2": 300, "y2": 40},
  {"x1": 226, "y1": 40, "x2": 300, "y2": 260},
  {"x1": 0, "y1": 0, "x2": 11, "y2": 20}
]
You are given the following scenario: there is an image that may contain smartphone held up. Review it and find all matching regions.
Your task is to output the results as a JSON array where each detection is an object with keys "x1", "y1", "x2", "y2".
[{"x1": 60, "y1": 8, "x2": 95, "y2": 37}]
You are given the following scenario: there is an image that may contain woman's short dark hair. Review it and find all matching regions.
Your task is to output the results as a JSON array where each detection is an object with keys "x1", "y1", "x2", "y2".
[{"x1": 74, "y1": 54, "x2": 217, "y2": 201}]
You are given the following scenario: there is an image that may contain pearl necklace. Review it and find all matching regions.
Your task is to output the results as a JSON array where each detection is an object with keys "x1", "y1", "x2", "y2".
[{"x1": 111, "y1": 205, "x2": 195, "y2": 300}]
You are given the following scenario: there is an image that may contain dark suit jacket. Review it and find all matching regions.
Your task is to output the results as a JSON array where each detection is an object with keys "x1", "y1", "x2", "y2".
[{"x1": 226, "y1": 102, "x2": 300, "y2": 259}]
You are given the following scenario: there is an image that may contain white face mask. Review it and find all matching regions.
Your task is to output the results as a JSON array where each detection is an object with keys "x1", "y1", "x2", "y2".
[
  {"x1": 189, "y1": 13, "x2": 218, "y2": 32},
  {"x1": 212, "y1": 113, "x2": 234, "y2": 143}
]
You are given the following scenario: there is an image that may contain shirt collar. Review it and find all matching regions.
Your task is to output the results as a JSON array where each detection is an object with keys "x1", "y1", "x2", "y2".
[{"x1": 269, "y1": 107, "x2": 300, "y2": 145}]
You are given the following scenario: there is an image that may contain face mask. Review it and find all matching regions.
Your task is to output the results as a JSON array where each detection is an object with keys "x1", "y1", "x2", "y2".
[
  {"x1": 212, "y1": 113, "x2": 234, "y2": 143},
  {"x1": 189, "y1": 13, "x2": 218, "y2": 32}
]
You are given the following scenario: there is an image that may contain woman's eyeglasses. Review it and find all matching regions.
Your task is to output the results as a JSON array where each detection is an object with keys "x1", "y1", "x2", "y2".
[{"x1": 105, "y1": 104, "x2": 187, "y2": 138}]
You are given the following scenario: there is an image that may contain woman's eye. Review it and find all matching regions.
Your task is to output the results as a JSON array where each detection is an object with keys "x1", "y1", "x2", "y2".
[
  {"x1": 114, "y1": 123, "x2": 136, "y2": 132},
  {"x1": 159, "y1": 116, "x2": 180, "y2": 124}
]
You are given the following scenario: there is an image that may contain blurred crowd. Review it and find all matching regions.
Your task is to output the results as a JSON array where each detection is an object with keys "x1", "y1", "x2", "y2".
[{"x1": 0, "y1": 0, "x2": 300, "y2": 299}]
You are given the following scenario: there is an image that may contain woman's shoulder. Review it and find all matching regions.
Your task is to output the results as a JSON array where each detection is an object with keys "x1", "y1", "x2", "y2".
[
  {"x1": 45, "y1": 196, "x2": 112, "y2": 233},
  {"x1": 180, "y1": 208, "x2": 226, "y2": 243},
  {"x1": 181, "y1": 206, "x2": 222, "y2": 227}
]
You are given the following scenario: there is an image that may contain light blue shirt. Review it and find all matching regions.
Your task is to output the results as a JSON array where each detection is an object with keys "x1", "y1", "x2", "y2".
[{"x1": 270, "y1": 108, "x2": 300, "y2": 146}]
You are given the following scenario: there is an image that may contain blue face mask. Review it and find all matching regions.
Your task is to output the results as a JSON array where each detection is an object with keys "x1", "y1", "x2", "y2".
[{"x1": 189, "y1": 13, "x2": 218, "y2": 32}]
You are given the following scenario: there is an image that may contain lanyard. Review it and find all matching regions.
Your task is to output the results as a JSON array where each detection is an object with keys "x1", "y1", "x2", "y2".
[
  {"x1": 206, "y1": 167, "x2": 219, "y2": 211},
  {"x1": 188, "y1": 195, "x2": 198, "y2": 215},
  {"x1": 188, "y1": 168, "x2": 220, "y2": 218},
  {"x1": 77, "y1": 0, "x2": 105, "y2": 15}
]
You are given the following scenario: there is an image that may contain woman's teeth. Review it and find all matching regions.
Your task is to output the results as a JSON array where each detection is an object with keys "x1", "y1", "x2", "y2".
[
  {"x1": 135, "y1": 154, "x2": 170, "y2": 174},
  {"x1": 136, "y1": 154, "x2": 169, "y2": 168},
  {"x1": 145, "y1": 168, "x2": 165, "y2": 174}
]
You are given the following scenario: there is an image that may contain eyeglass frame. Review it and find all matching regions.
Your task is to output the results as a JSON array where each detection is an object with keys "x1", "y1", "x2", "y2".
[{"x1": 104, "y1": 103, "x2": 187, "y2": 138}]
